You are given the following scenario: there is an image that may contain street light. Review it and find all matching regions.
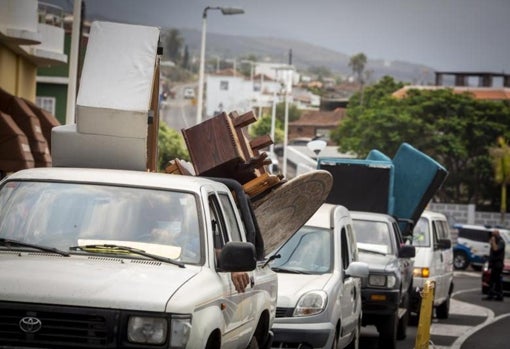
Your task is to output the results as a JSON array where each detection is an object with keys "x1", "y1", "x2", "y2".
[{"x1": 196, "y1": 6, "x2": 244, "y2": 125}]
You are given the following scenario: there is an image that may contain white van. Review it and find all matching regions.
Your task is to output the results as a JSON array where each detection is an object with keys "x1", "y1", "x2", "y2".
[{"x1": 409, "y1": 210, "x2": 454, "y2": 320}]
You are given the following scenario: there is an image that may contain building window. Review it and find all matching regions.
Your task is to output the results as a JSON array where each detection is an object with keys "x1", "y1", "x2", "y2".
[
  {"x1": 36, "y1": 96, "x2": 56, "y2": 115},
  {"x1": 315, "y1": 128, "x2": 330, "y2": 140},
  {"x1": 220, "y1": 81, "x2": 229, "y2": 90}
]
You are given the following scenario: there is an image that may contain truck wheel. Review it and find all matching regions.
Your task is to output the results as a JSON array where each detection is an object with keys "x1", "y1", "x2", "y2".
[
  {"x1": 397, "y1": 296, "x2": 409, "y2": 339},
  {"x1": 378, "y1": 314, "x2": 397, "y2": 349},
  {"x1": 453, "y1": 251, "x2": 469, "y2": 270},
  {"x1": 436, "y1": 294, "x2": 450, "y2": 319}
]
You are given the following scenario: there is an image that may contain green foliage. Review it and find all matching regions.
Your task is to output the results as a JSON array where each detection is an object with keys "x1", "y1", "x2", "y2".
[
  {"x1": 157, "y1": 121, "x2": 189, "y2": 172},
  {"x1": 249, "y1": 115, "x2": 284, "y2": 144},
  {"x1": 162, "y1": 29, "x2": 183, "y2": 62},
  {"x1": 275, "y1": 102, "x2": 301, "y2": 123},
  {"x1": 331, "y1": 76, "x2": 510, "y2": 208},
  {"x1": 349, "y1": 53, "x2": 367, "y2": 83}
]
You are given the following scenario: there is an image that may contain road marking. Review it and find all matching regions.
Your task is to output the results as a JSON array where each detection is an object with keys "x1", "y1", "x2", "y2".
[
  {"x1": 180, "y1": 102, "x2": 189, "y2": 128},
  {"x1": 444, "y1": 297, "x2": 494, "y2": 349}
]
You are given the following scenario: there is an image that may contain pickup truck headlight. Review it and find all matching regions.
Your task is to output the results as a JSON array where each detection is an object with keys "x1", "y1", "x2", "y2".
[
  {"x1": 368, "y1": 274, "x2": 397, "y2": 288},
  {"x1": 170, "y1": 315, "x2": 192, "y2": 348},
  {"x1": 293, "y1": 290, "x2": 327, "y2": 317},
  {"x1": 127, "y1": 316, "x2": 167, "y2": 344}
]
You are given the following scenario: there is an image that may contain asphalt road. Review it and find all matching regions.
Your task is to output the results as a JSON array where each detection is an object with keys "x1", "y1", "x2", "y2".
[
  {"x1": 160, "y1": 83, "x2": 197, "y2": 132},
  {"x1": 359, "y1": 270, "x2": 510, "y2": 349}
]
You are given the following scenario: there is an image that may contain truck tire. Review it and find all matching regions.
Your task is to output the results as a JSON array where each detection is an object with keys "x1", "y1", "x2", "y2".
[
  {"x1": 397, "y1": 295, "x2": 409, "y2": 339},
  {"x1": 453, "y1": 251, "x2": 469, "y2": 270},
  {"x1": 436, "y1": 294, "x2": 450, "y2": 319},
  {"x1": 378, "y1": 314, "x2": 397, "y2": 349}
]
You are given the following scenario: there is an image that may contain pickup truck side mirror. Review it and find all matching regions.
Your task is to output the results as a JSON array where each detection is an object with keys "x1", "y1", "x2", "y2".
[
  {"x1": 398, "y1": 244, "x2": 416, "y2": 258},
  {"x1": 218, "y1": 241, "x2": 257, "y2": 272},
  {"x1": 435, "y1": 239, "x2": 452, "y2": 250}
]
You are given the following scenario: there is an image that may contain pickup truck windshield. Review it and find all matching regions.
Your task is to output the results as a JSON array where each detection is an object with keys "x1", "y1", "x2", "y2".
[
  {"x1": 353, "y1": 219, "x2": 394, "y2": 255},
  {"x1": 0, "y1": 180, "x2": 202, "y2": 264}
]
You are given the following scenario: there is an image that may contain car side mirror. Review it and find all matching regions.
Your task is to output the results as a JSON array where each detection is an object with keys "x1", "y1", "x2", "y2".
[
  {"x1": 345, "y1": 261, "x2": 369, "y2": 279},
  {"x1": 218, "y1": 241, "x2": 257, "y2": 272},
  {"x1": 398, "y1": 244, "x2": 416, "y2": 258},
  {"x1": 435, "y1": 239, "x2": 452, "y2": 250}
]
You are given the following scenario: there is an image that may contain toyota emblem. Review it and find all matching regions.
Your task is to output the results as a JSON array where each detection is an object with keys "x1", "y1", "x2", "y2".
[{"x1": 19, "y1": 317, "x2": 42, "y2": 333}]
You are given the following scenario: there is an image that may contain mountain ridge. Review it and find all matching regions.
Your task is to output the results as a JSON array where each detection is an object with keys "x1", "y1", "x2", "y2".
[{"x1": 178, "y1": 28, "x2": 435, "y2": 84}]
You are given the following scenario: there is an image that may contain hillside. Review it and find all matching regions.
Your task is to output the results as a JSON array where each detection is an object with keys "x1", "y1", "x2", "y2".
[{"x1": 179, "y1": 29, "x2": 436, "y2": 84}]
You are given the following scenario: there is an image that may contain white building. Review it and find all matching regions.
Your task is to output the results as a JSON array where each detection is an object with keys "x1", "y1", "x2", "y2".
[
  {"x1": 205, "y1": 71, "x2": 284, "y2": 118},
  {"x1": 205, "y1": 62, "x2": 318, "y2": 118}
]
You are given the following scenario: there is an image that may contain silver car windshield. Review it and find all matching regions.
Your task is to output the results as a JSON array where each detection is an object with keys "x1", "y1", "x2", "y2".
[
  {"x1": 271, "y1": 226, "x2": 332, "y2": 274},
  {"x1": 0, "y1": 180, "x2": 202, "y2": 264}
]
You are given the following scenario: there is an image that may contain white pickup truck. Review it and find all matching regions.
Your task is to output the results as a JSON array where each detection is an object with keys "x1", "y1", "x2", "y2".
[{"x1": 0, "y1": 167, "x2": 277, "y2": 349}]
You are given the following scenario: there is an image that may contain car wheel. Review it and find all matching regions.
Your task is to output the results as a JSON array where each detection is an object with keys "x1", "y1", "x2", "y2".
[
  {"x1": 346, "y1": 320, "x2": 360, "y2": 349},
  {"x1": 436, "y1": 294, "x2": 450, "y2": 319},
  {"x1": 246, "y1": 336, "x2": 259, "y2": 349},
  {"x1": 482, "y1": 285, "x2": 489, "y2": 294},
  {"x1": 331, "y1": 327, "x2": 339, "y2": 349},
  {"x1": 397, "y1": 295, "x2": 409, "y2": 339},
  {"x1": 453, "y1": 251, "x2": 469, "y2": 270},
  {"x1": 378, "y1": 314, "x2": 397, "y2": 349}
]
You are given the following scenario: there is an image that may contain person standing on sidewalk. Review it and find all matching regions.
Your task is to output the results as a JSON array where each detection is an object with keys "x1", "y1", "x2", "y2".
[{"x1": 483, "y1": 229, "x2": 506, "y2": 301}]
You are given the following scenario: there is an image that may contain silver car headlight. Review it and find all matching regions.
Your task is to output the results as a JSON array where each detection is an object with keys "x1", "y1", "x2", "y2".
[
  {"x1": 127, "y1": 316, "x2": 168, "y2": 344},
  {"x1": 293, "y1": 290, "x2": 328, "y2": 317},
  {"x1": 368, "y1": 274, "x2": 397, "y2": 288}
]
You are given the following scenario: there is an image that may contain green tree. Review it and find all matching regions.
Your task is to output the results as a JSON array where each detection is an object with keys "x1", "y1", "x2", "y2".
[
  {"x1": 181, "y1": 45, "x2": 189, "y2": 69},
  {"x1": 157, "y1": 121, "x2": 189, "y2": 172},
  {"x1": 489, "y1": 137, "x2": 510, "y2": 223},
  {"x1": 331, "y1": 76, "x2": 510, "y2": 207},
  {"x1": 249, "y1": 115, "x2": 284, "y2": 144},
  {"x1": 275, "y1": 102, "x2": 301, "y2": 123},
  {"x1": 348, "y1": 53, "x2": 367, "y2": 84},
  {"x1": 163, "y1": 29, "x2": 183, "y2": 62}
]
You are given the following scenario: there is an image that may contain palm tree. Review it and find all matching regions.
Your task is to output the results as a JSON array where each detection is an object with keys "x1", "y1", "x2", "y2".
[{"x1": 489, "y1": 136, "x2": 510, "y2": 223}]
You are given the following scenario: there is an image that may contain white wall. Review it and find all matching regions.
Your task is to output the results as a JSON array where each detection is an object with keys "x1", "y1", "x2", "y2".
[{"x1": 205, "y1": 75, "x2": 253, "y2": 117}]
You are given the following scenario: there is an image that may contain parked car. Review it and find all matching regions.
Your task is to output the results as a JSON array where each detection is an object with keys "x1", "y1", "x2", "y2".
[
  {"x1": 453, "y1": 224, "x2": 495, "y2": 270},
  {"x1": 409, "y1": 210, "x2": 454, "y2": 320},
  {"x1": 482, "y1": 230, "x2": 510, "y2": 295},
  {"x1": 183, "y1": 87, "x2": 195, "y2": 99},
  {"x1": 269, "y1": 204, "x2": 369, "y2": 349},
  {"x1": 350, "y1": 211, "x2": 415, "y2": 349}
]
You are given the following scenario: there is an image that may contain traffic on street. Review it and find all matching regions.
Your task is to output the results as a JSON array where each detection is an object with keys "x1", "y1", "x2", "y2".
[{"x1": 357, "y1": 269, "x2": 509, "y2": 349}]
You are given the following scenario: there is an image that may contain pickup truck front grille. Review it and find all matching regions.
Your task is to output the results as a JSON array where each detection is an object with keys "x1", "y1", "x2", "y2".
[{"x1": 0, "y1": 302, "x2": 118, "y2": 348}]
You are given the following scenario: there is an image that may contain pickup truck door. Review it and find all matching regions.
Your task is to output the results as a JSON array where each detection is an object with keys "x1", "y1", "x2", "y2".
[{"x1": 209, "y1": 192, "x2": 255, "y2": 348}]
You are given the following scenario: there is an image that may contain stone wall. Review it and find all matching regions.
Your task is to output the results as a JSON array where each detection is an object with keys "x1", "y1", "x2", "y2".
[{"x1": 428, "y1": 202, "x2": 510, "y2": 227}]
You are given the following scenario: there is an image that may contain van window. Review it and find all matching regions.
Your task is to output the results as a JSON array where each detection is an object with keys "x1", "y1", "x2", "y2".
[
  {"x1": 458, "y1": 228, "x2": 491, "y2": 243},
  {"x1": 412, "y1": 217, "x2": 431, "y2": 247}
]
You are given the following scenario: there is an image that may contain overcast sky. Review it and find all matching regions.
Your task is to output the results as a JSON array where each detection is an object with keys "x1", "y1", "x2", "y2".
[{"x1": 49, "y1": 0, "x2": 510, "y2": 73}]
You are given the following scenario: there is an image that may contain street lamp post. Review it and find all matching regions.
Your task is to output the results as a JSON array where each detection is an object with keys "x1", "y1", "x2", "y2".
[{"x1": 196, "y1": 6, "x2": 244, "y2": 125}]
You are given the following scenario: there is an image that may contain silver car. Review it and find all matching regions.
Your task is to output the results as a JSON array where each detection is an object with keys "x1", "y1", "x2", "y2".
[{"x1": 270, "y1": 204, "x2": 368, "y2": 349}]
